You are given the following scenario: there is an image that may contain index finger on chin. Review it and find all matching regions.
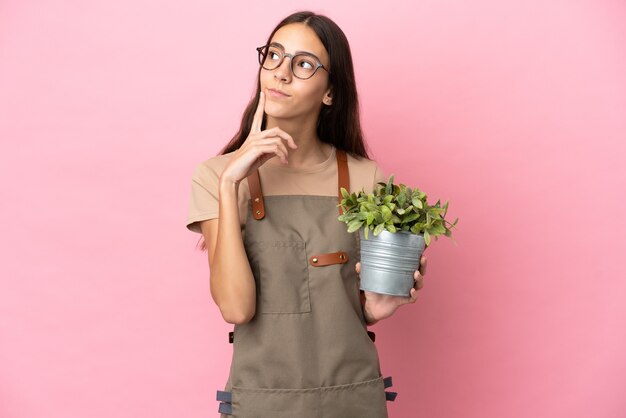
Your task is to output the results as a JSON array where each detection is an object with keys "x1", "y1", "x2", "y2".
[{"x1": 251, "y1": 91, "x2": 265, "y2": 133}]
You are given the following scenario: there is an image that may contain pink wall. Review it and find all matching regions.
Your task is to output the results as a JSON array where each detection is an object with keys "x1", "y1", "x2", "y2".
[{"x1": 1, "y1": 1, "x2": 625, "y2": 417}]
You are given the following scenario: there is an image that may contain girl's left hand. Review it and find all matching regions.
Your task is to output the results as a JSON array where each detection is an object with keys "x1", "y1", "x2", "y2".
[{"x1": 356, "y1": 253, "x2": 428, "y2": 325}]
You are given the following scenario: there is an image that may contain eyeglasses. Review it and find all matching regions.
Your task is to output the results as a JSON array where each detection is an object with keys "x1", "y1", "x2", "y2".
[{"x1": 256, "y1": 44, "x2": 329, "y2": 80}]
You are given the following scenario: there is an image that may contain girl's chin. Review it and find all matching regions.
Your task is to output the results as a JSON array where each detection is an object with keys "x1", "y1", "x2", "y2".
[{"x1": 264, "y1": 108, "x2": 295, "y2": 120}]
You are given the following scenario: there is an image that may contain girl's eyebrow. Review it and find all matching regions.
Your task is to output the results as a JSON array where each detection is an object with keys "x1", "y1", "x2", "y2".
[{"x1": 269, "y1": 41, "x2": 319, "y2": 58}]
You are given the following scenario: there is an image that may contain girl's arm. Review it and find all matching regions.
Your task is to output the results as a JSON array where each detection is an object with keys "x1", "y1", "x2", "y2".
[
  {"x1": 200, "y1": 91, "x2": 297, "y2": 325},
  {"x1": 200, "y1": 179, "x2": 256, "y2": 325}
]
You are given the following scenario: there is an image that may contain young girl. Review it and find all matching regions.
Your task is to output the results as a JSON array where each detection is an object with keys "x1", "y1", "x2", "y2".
[{"x1": 186, "y1": 10, "x2": 427, "y2": 417}]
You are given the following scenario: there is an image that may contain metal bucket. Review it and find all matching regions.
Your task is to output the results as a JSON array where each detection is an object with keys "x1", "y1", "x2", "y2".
[{"x1": 358, "y1": 229, "x2": 425, "y2": 296}]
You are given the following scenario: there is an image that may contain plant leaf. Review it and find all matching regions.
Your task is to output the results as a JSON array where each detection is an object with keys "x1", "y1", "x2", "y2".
[
  {"x1": 385, "y1": 176, "x2": 394, "y2": 195},
  {"x1": 356, "y1": 212, "x2": 368, "y2": 221},
  {"x1": 401, "y1": 213, "x2": 420, "y2": 223},
  {"x1": 347, "y1": 220, "x2": 364, "y2": 233},
  {"x1": 397, "y1": 192, "x2": 406, "y2": 208},
  {"x1": 381, "y1": 205, "x2": 392, "y2": 222}
]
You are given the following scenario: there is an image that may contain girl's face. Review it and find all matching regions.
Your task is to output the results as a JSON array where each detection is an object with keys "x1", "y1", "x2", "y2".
[{"x1": 260, "y1": 23, "x2": 332, "y2": 121}]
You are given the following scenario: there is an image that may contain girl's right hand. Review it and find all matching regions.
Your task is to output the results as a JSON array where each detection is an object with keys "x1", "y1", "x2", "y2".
[{"x1": 220, "y1": 91, "x2": 298, "y2": 185}]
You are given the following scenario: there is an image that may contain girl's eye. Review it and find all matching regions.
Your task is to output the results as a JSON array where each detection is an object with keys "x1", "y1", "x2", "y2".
[
  {"x1": 298, "y1": 59, "x2": 314, "y2": 69},
  {"x1": 269, "y1": 52, "x2": 280, "y2": 60}
]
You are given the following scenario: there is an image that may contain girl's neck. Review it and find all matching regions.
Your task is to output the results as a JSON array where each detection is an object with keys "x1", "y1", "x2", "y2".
[{"x1": 264, "y1": 116, "x2": 332, "y2": 168}]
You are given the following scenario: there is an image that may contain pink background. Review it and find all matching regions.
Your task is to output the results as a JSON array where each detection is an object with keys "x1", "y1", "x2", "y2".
[{"x1": 1, "y1": 0, "x2": 625, "y2": 417}]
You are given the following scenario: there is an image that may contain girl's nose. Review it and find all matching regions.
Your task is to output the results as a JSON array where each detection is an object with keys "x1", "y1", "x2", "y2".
[{"x1": 274, "y1": 56, "x2": 292, "y2": 82}]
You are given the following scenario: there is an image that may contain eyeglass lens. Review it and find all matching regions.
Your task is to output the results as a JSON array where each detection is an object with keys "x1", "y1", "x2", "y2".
[{"x1": 258, "y1": 45, "x2": 320, "y2": 79}]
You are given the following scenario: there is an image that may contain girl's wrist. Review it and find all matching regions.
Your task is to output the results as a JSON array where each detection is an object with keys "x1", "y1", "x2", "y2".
[{"x1": 219, "y1": 177, "x2": 241, "y2": 198}]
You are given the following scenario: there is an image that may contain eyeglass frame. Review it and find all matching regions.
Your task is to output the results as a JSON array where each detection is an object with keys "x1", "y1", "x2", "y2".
[{"x1": 256, "y1": 44, "x2": 330, "y2": 80}]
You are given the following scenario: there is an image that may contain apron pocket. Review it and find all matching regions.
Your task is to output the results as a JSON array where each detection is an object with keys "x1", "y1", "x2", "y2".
[
  {"x1": 248, "y1": 240, "x2": 311, "y2": 314},
  {"x1": 231, "y1": 386, "x2": 319, "y2": 418}
]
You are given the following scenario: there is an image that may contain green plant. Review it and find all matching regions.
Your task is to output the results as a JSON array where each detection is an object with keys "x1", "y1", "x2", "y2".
[{"x1": 337, "y1": 175, "x2": 459, "y2": 245}]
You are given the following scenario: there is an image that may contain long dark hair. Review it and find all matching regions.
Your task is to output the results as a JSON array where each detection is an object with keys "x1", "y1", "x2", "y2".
[
  {"x1": 218, "y1": 10, "x2": 370, "y2": 158},
  {"x1": 197, "y1": 11, "x2": 370, "y2": 252}
]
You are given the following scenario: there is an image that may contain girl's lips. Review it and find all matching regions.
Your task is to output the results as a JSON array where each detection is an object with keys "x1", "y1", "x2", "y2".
[{"x1": 268, "y1": 88, "x2": 290, "y2": 98}]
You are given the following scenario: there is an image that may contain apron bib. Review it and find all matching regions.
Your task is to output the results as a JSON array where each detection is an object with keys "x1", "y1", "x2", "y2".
[{"x1": 216, "y1": 150, "x2": 397, "y2": 417}]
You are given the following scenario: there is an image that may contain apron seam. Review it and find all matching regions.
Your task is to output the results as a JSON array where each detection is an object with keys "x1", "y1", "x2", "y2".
[{"x1": 231, "y1": 375, "x2": 383, "y2": 394}]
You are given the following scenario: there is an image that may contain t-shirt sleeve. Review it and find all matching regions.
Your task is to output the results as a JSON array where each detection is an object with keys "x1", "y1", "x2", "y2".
[
  {"x1": 372, "y1": 162, "x2": 388, "y2": 190},
  {"x1": 186, "y1": 162, "x2": 220, "y2": 234}
]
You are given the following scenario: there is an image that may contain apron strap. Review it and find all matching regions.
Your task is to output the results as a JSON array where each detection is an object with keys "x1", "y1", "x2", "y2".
[
  {"x1": 386, "y1": 391, "x2": 398, "y2": 401},
  {"x1": 383, "y1": 376, "x2": 398, "y2": 401},
  {"x1": 216, "y1": 390, "x2": 232, "y2": 402},
  {"x1": 248, "y1": 169, "x2": 265, "y2": 220},
  {"x1": 247, "y1": 147, "x2": 350, "y2": 220},
  {"x1": 336, "y1": 149, "x2": 350, "y2": 215},
  {"x1": 216, "y1": 390, "x2": 233, "y2": 415},
  {"x1": 308, "y1": 251, "x2": 349, "y2": 267},
  {"x1": 218, "y1": 402, "x2": 233, "y2": 415}
]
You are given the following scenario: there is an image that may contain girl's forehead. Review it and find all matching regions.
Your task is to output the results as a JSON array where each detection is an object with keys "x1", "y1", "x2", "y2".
[{"x1": 270, "y1": 24, "x2": 328, "y2": 60}]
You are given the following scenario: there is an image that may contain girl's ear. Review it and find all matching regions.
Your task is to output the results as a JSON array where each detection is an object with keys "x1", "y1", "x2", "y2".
[{"x1": 323, "y1": 86, "x2": 333, "y2": 106}]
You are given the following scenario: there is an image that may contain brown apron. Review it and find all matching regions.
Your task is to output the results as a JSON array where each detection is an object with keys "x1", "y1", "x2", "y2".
[{"x1": 216, "y1": 150, "x2": 397, "y2": 417}]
